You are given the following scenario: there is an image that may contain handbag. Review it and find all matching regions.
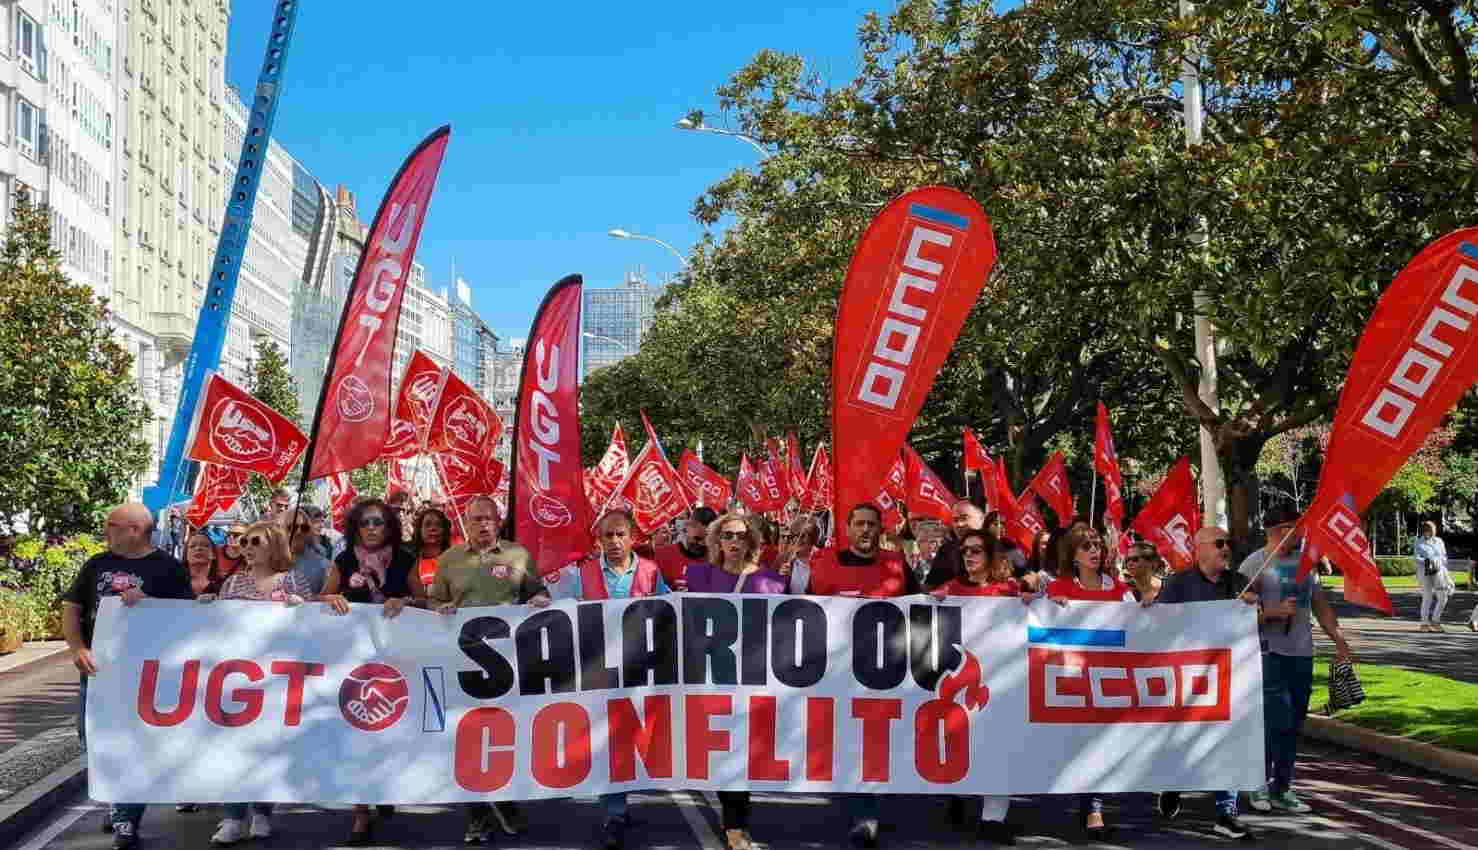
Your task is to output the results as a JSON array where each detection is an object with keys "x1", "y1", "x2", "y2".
[{"x1": 1325, "y1": 658, "x2": 1367, "y2": 714}]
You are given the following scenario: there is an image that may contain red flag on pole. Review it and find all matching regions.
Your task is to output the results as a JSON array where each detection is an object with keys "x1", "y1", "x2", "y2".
[
  {"x1": 678, "y1": 449, "x2": 732, "y2": 508},
  {"x1": 1298, "y1": 490, "x2": 1392, "y2": 614},
  {"x1": 381, "y1": 418, "x2": 420, "y2": 461},
  {"x1": 762, "y1": 438, "x2": 791, "y2": 508},
  {"x1": 184, "y1": 463, "x2": 249, "y2": 528},
  {"x1": 883, "y1": 455, "x2": 907, "y2": 502},
  {"x1": 394, "y1": 350, "x2": 447, "y2": 446},
  {"x1": 184, "y1": 373, "x2": 307, "y2": 484},
  {"x1": 1093, "y1": 403, "x2": 1126, "y2": 527},
  {"x1": 830, "y1": 187, "x2": 997, "y2": 538},
  {"x1": 510, "y1": 276, "x2": 592, "y2": 576},
  {"x1": 993, "y1": 458, "x2": 1039, "y2": 552},
  {"x1": 425, "y1": 370, "x2": 502, "y2": 458},
  {"x1": 736, "y1": 454, "x2": 766, "y2": 513},
  {"x1": 304, "y1": 126, "x2": 450, "y2": 480},
  {"x1": 802, "y1": 444, "x2": 833, "y2": 511},
  {"x1": 603, "y1": 441, "x2": 689, "y2": 535},
  {"x1": 785, "y1": 432, "x2": 808, "y2": 501},
  {"x1": 1130, "y1": 457, "x2": 1200, "y2": 572},
  {"x1": 903, "y1": 445, "x2": 956, "y2": 523},
  {"x1": 963, "y1": 428, "x2": 992, "y2": 471},
  {"x1": 1026, "y1": 451, "x2": 1074, "y2": 527},
  {"x1": 585, "y1": 424, "x2": 629, "y2": 514}
]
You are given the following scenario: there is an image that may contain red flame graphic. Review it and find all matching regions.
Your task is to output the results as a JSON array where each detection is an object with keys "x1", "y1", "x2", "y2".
[{"x1": 937, "y1": 645, "x2": 989, "y2": 711}]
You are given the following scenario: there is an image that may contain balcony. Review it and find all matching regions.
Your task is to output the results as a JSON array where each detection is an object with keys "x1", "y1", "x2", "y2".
[{"x1": 149, "y1": 310, "x2": 193, "y2": 357}]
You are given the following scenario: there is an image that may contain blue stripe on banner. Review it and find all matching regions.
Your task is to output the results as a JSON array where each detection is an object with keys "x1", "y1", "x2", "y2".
[
  {"x1": 909, "y1": 203, "x2": 970, "y2": 230},
  {"x1": 1461, "y1": 242, "x2": 1478, "y2": 261},
  {"x1": 1027, "y1": 627, "x2": 1126, "y2": 647}
]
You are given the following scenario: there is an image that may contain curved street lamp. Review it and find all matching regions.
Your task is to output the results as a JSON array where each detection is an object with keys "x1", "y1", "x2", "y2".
[
  {"x1": 674, "y1": 116, "x2": 768, "y2": 156},
  {"x1": 607, "y1": 228, "x2": 689, "y2": 268}
]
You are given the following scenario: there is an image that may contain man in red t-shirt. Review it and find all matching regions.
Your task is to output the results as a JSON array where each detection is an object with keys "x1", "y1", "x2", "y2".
[
  {"x1": 651, "y1": 506, "x2": 717, "y2": 590},
  {"x1": 807, "y1": 503, "x2": 918, "y2": 847}
]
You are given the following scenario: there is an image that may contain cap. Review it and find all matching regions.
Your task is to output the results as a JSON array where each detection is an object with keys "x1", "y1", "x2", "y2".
[{"x1": 1262, "y1": 504, "x2": 1301, "y2": 529}]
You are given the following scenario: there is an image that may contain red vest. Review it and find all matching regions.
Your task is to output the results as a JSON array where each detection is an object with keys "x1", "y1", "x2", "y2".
[
  {"x1": 579, "y1": 553, "x2": 661, "y2": 600},
  {"x1": 807, "y1": 548, "x2": 909, "y2": 598},
  {"x1": 1046, "y1": 575, "x2": 1132, "y2": 602}
]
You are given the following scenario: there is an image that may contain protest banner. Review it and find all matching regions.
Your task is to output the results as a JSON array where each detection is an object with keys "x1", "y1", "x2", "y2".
[{"x1": 88, "y1": 596, "x2": 1262, "y2": 803}]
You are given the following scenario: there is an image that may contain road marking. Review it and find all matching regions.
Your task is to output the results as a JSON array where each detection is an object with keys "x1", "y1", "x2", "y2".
[
  {"x1": 1303, "y1": 815, "x2": 1411, "y2": 850},
  {"x1": 670, "y1": 790, "x2": 723, "y2": 849},
  {"x1": 1307, "y1": 792, "x2": 1478, "y2": 850},
  {"x1": 15, "y1": 801, "x2": 95, "y2": 850}
]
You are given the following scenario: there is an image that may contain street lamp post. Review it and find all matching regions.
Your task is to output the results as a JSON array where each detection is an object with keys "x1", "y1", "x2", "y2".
[
  {"x1": 674, "y1": 116, "x2": 768, "y2": 156},
  {"x1": 581, "y1": 331, "x2": 629, "y2": 351},
  {"x1": 607, "y1": 228, "x2": 688, "y2": 268}
]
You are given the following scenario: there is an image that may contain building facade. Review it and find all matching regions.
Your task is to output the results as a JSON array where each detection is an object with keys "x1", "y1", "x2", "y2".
[{"x1": 581, "y1": 268, "x2": 659, "y2": 379}]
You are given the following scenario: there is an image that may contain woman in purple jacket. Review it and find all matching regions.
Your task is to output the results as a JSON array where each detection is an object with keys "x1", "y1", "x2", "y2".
[{"x1": 682, "y1": 512, "x2": 786, "y2": 849}]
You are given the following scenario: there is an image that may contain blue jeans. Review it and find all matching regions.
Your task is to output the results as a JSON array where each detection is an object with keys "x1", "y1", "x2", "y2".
[
  {"x1": 1214, "y1": 791, "x2": 1238, "y2": 817},
  {"x1": 1262, "y1": 653, "x2": 1313, "y2": 795},
  {"x1": 223, "y1": 803, "x2": 273, "y2": 820},
  {"x1": 83, "y1": 675, "x2": 147, "y2": 827},
  {"x1": 601, "y1": 792, "x2": 627, "y2": 820}
]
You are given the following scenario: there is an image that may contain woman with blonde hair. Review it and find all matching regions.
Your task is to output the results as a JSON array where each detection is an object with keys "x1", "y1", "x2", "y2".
[
  {"x1": 681, "y1": 512, "x2": 787, "y2": 850},
  {"x1": 1414, "y1": 520, "x2": 1455, "y2": 631}
]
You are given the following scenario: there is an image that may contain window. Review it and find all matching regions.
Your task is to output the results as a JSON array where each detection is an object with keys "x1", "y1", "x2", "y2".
[
  {"x1": 17, "y1": 12, "x2": 37, "y2": 73},
  {"x1": 16, "y1": 99, "x2": 36, "y2": 157}
]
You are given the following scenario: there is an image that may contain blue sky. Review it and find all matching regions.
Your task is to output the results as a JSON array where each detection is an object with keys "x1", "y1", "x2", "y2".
[{"x1": 226, "y1": 2, "x2": 892, "y2": 345}]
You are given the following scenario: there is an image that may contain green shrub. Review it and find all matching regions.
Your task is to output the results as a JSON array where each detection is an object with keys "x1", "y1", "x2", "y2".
[
  {"x1": 0, "y1": 534, "x2": 104, "y2": 642},
  {"x1": 1376, "y1": 556, "x2": 1415, "y2": 577}
]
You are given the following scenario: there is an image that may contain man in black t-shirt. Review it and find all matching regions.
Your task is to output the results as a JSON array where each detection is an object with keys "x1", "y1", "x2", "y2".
[{"x1": 62, "y1": 502, "x2": 192, "y2": 850}]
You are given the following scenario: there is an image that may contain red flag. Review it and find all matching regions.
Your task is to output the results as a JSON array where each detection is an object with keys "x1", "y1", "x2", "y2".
[
  {"x1": 394, "y1": 350, "x2": 447, "y2": 447},
  {"x1": 1130, "y1": 457, "x2": 1200, "y2": 572},
  {"x1": 586, "y1": 424, "x2": 629, "y2": 513},
  {"x1": 762, "y1": 439, "x2": 791, "y2": 508},
  {"x1": 328, "y1": 472, "x2": 358, "y2": 533},
  {"x1": 678, "y1": 449, "x2": 732, "y2": 508},
  {"x1": 1026, "y1": 451, "x2": 1074, "y2": 527},
  {"x1": 425, "y1": 369, "x2": 503, "y2": 457},
  {"x1": 831, "y1": 186, "x2": 997, "y2": 535},
  {"x1": 1093, "y1": 403, "x2": 1126, "y2": 527},
  {"x1": 1298, "y1": 491, "x2": 1392, "y2": 614},
  {"x1": 785, "y1": 432, "x2": 808, "y2": 500},
  {"x1": 386, "y1": 458, "x2": 413, "y2": 502},
  {"x1": 737, "y1": 454, "x2": 766, "y2": 512},
  {"x1": 884, "y1": 455, "x2": 907, "y2": 501},
  {"x1": 993, "y1": 458, "x2": 1039, "y2": 552},
  {"x1": 802, "y1": 444, "x2": 833, "y2": 511},
  {"x1": 381, "y1": 417, "x2": 420, "y2": 461},
  {"x1": 511, "y1": 276, "x2": 592, "y2": 576},
  {"x1": 184, "y1": 463, "x2": 249, "y2": 528},
  {"x1": 605, "y1": 442, "x2": 689, "y2": 535},
  {"x1": 875, "y1": 488, "x2": 905, "y2": 530},
  {"x1": 305, "y1": 126, "x2": 450, "y2": 479},
  {"x1": 184, "y1": 373, "x2": 307, "y2": 484},
  {"x1": 963, "y1": 427, "x2": 991, "y2": 471},
  {"x1": 903, "y1": 445, "x2": 956, "y2": 523}
]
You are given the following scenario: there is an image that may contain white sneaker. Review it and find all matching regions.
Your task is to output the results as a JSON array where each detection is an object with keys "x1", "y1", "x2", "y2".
[
  {"x1": 249, "y1": 812, "x2": 273, "y2": 839},
  {"x1": 211, "y1": 818, "x2": 246, "y2": 846}
]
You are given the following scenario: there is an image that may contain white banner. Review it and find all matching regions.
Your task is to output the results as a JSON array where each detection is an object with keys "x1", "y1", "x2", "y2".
[{"x1": 87, "y1": 595, "x2": 1264, "y2": 803}]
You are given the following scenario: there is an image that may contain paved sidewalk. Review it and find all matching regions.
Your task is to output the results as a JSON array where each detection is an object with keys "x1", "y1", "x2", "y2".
[
  {"x1": 0, "y1": 644, "x2": 84, "y2": 846},
  {"x1": 1321, "y1": 588, "x2": 1478, "y2": 682}
]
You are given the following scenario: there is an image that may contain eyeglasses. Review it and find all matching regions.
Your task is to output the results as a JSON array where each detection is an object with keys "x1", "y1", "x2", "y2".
[
  {"x1": 961, "y1": 545, "x2": 987, "y2": 556},
  {"x1": 358, "y1": 517, "x2": 387, "y2": 528},
  {"x1": 719, "y1": 531, "x2": 748, "y2": 541},
  {"x1": 1125, "y1": 555, "x2": 1147, "y2": 563},
  {"x1": 243, "y1": 535, "x2": 270, "y2": 548}
]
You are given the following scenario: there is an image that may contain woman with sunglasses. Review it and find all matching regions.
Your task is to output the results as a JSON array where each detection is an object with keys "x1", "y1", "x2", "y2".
[
  {"x1": 198, "y1": 520, "x2": 309, "y2": 845},
  {"x1": 1044, "y1": 525, "x2": 1134, "y2": 840},
  {"x1": 319, "y1": 498, "x2": 421, "y2": 844},
  {"x1": 682, "y1": 513, "x2": 786, "y2": 850},
  {"x1": 218, "y1": 524, "x2": 246, "y2": 584},
  {"x1": 412, "y1": 507, "x2": 453, "y2": 593},
  {"x1": 1126, "y1": 541, "x2": 1166, "y2": 603}
]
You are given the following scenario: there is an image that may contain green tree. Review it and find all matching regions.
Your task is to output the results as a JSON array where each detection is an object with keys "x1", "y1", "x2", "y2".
[
  {"x1": 243, "y1": 336, "x2": 300, "y2": 512},
  {"x1": 0, "y1": 194, "x2": 150, "y2": 535}
]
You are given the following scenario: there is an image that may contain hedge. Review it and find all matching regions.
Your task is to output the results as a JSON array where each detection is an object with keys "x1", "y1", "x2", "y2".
[{"x1": 0, "y1": 534, "x2": 103, "y2": 644}]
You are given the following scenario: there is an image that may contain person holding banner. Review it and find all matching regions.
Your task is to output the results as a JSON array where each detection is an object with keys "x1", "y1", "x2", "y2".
[
  {"x1": 1149, "y1": 526, "x2": 1257, "y2": 840},
  {"x1": 412, "y1": 506, "x2": 453, "y2": 592},
  {"x1": 806, "y1": 503, "x2": 918, "y2": 848},
  {"x1": 427, "y1": 495, "x2": 548, "y2": 845},
  {"x1": 1044, "y1": 525, "x2": 1133, "y2": 838},
  {"x1": 1413, "y1": 521, "x2": 1454, "y2": 632},
  {"x1": 1238, "y1": 506, "x2": 1352, "y2": 815},
  {"x1": 62, "y1": 503, "x2": 193, "y2": 849},
  {"x1": 653, "y1": 506, "x2": 719, "y2": 591},
  {"x1": 320, "y1": 499, "x2": 420, "y2": 606}
]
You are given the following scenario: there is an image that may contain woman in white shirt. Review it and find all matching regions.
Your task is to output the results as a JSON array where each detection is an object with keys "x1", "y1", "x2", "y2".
[{"x1": 1414, "y1": 521, "x2": 1455, "y2": 632}]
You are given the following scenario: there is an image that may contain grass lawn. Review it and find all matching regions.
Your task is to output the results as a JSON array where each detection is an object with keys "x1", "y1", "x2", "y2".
[
  {"x1": 1323, "y1": 574, "x2": 1424, "y2": 591},
  {"x1": 1311, "y1": 658, "x2": 1478, "y2": 755}
]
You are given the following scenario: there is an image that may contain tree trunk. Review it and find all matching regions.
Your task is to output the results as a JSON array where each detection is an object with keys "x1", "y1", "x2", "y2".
[{"x1": 1219, "y1": 430, "x2": 1271, "y2": 542}]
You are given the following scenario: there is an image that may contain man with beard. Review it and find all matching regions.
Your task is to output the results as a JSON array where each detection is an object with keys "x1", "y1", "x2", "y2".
[
  {"x1": 652, "y1": 506, "x2": 718, "y2": 590},
  {"x1": 805, "y1": 503, "x2": 919, "y2": 847}
]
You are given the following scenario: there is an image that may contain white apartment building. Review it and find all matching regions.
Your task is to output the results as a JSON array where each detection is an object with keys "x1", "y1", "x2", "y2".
[{"x1": 0, "y1": 4, "x2": 51, "y2": 230}]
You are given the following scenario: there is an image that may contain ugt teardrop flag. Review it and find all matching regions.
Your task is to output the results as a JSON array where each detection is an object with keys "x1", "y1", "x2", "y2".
[
  {"x1": 304, "y1": 126, "x2": 450, "y2": 480},
  {"x1": 510, "y1": 275, "x2": 591, "y2": 577},
  {"x1": 831, "y1": 186, "x2": 996, "y2": 530}
]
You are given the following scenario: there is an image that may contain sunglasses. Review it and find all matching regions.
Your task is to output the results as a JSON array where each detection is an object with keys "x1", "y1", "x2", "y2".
[
  {"x1": 358, "y1": 517, "x2": 387, "y2": 528},
  {"x1": 1125, "y1": 554, "x2": 1148, "y2": 563},
  {"x1": 961, "y1": 545, "x2": 987, "y2": 556},
  {"x1": 719, "y1": 531, "x2": 748, "y2": 541},
  {"x1": 1205, "y1": 538, "x2": 1231, "y2": 549},
  {"x1": 243, "y1": 535, "x2": 270, "y2": 548}
]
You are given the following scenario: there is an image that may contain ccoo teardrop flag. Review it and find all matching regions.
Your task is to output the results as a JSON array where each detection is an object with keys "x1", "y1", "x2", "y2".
[
  {"x1": 304, "y1": 126, "x2": 450, "y2": 480},
  {"x1": 510, "y1": 275, "x2": 591, "y2": 576},
  {"x1": 831, "y1": 186, "x2": 996, "y2": 535}
]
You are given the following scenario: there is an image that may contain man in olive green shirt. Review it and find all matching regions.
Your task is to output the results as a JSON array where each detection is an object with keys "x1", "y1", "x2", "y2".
[{"x1": 429, "y1": 495, "x2": 550, "y2": 842}]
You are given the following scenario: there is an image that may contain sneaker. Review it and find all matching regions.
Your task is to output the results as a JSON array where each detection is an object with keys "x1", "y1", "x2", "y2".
[
  {"x1": 249, "y1": 812, "x2": 273, "y2": 839},
  {"x1": 1158, "y1": 791, "x2": 1182, "y2": 819},
  {"x1": 1213, "y1": 814, "x2": 1255, "y2": 840},
  {"x1": 976, "y1": 820, "x2": 1017, "y2": 845},
  {"x1": 1271, "y1": 790, "x2": 1312, "y2": 814},
  {"x1": 211, "y1": 818, "x2": 246, "y2": 846},
  {"x1": 112, "y1": 821, "x2": 139, "y2": 850},
  {"x1": 601, "y1": 816, "x2": 627, "y2": 850},
  {"x1": 464, "y1": 811, "x2": 491, "y2": 845},
  {"x1": 849, "y1": 818, "x2": 879, "y2": 849},
  {"x1": 1247, "y1": 791, "x2": 1272, "y2": 812},
  {"x1": 1434, "y1": 622, "x2": 1448, "y2": 633},
  {"x1": 492, "y1": 801, "x2": 525, "y2": 836}
]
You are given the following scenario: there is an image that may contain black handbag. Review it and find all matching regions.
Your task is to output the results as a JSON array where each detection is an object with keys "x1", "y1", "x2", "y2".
[
  {"x1": 1325, "y1": 658, "x2": 1367, "y2": 714},
  {"x1": 1425, "y1": 557, "x2": 1440, "y2": 577}
]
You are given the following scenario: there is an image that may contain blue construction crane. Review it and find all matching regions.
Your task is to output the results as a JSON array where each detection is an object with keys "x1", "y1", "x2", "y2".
[{"x1": 141, "y1": 1, "x2": 301, "y2": 514}]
